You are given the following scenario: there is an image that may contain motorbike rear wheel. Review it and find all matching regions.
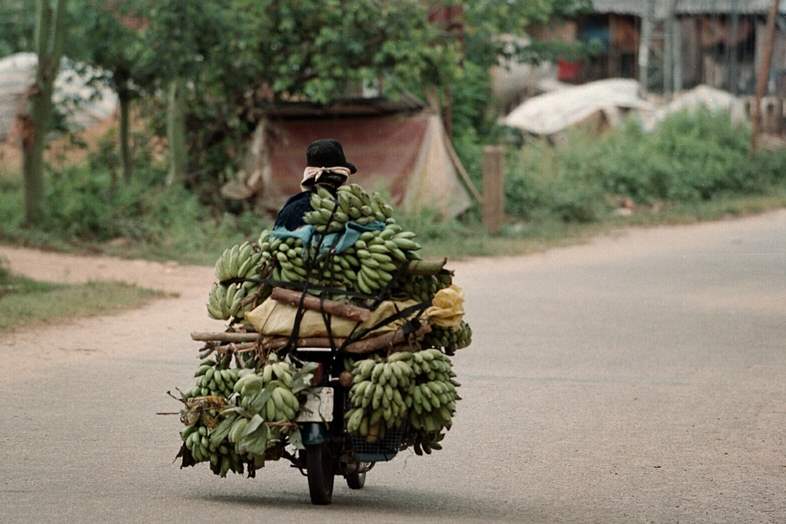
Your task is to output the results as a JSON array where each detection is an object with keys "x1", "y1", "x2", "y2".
[{"x1": 306, "y1": 443, "x2": 335, "y2": 505}]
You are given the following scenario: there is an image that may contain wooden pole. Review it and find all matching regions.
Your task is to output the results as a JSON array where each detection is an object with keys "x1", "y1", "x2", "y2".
[
  {"x1": 638, "y1": 0, "x2": 655, "y2": 96},
  {"x1": 191, "y1": 332, "x2": 260, "y2": 342},
  {"x1": 270, "y1": 287, "x2": 371, "y2": 322},
  {"x1": 728, "y1": 0, "x2": 741, "y2": 95},
  {"x1": 752, "y1": 0, "x2": 781, "y2": 153},
  {"x1": 482, "y1": 145, "x2": 504, "y2": 235}
]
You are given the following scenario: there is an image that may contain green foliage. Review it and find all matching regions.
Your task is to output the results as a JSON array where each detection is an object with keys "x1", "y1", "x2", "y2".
[
  {"x1": 0, "y1": 0, "x2": 35, "y2": 56},
  {"x1": 0, "y1": 164, "x2": 267, "y2": 264},
  {"x1": 505, "y1": 110, "x2": 786, "y2": 223}
]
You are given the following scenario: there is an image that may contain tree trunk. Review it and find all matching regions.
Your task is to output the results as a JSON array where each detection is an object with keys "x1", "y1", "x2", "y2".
[
  {"x1": 166, "y1": 78, "x2": 187, "y2": 186},
  {"x1": 22, "y1": 0, "x2": 66, "y2": 224},
  {"x1": 118, "y1": 88, "x2": 132, "y2": 182}
]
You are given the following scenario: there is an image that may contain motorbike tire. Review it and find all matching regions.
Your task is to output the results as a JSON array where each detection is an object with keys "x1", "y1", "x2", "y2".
[
  {"x1": 345, "y1": 471, "x2": 366, "y2": 490},
  {"x1": 306, "y1": 443, "x2": 334, "y2": 505}
]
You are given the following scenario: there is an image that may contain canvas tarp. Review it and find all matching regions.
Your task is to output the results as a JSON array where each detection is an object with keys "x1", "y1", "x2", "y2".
[
  {"x1": 223, "y1": 111, "x2": 473, "y2": 219},
  {"x1": 641, "y1": 84, "x2": 747, "y2": 131},
  {"x1": 503, "y1": 78, "x2": 652, "y2": 136},
  {"x1": 0, "y1": 53, "x2": 117, "y2": 141}
]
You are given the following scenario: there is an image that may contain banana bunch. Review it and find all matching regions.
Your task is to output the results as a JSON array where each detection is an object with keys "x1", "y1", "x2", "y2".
[
  {"x1": 346, "y1": 352, "x2": 415, "y2": 442},
  {"x1": 410, "y1": 429, "x2": 446, "y2": 455},
  {"x1": 406, "y1": 349, "x2": 460, "y2": 438},
  {"x1": 304, "y1": 186, "x2": 350, "y2": 233},
  {"x1": 185, "y1": 358, "x2": 240, "y2": 398},
  {"x1": 206, "y1": 281, "x2": 258, "y2": 320},
  {"x1": 180, "y1": 422, "x2": 246, "y2": 476},
  {"x1": 258, "y1": 233, "x2": 309, "y2": 283},
  {"x1": 221, "y1": 355, "x2": 317, "y2": 459},
  {"x1": 232, "y1": 360, "x2": 301, "y2": 420},
  {"x1": 422, "y1": 321, "x2": 473, "y2": 354},
  {"x1": 351, "y1": 224, "x2": 422, "y2": 294},
  {"x1": 395, "y1": 271, "x2": 452, "y2": 303},
  {"x1": 215, "y1": 241, "x2": 263, "y2": 283},
  {"x1": 337, "y1": 184, "x2": 395, "y2": 225},
  {"x1": 305, "y1": 184, "x2": 396, "y2": 234}
]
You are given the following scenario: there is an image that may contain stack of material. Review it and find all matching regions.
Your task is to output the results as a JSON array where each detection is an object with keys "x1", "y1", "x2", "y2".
[{"x1": 172, "y1": 183, "x2": 472, "y2": 478}]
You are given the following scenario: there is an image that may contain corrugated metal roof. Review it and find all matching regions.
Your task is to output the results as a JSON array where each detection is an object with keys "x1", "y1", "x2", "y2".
[
  {"x1": 591, "y1": 0, "x2": 653, "y2": 16},
  {"x1": 676, "y1": 0, "x2": 786, "y2": 14},
  {"x1": 591, "y1": 0, "x2": 786, "y2": 17}
]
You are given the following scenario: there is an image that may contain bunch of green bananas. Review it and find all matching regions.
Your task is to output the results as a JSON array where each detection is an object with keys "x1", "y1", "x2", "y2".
[
  {"x1": 181, "y1": 422, "x2": 247, "y2": 476},
  {"x1": 176, "y1": 355, "x2": 317, "y2": 477},
  {"x1": 185, "y1": 358, "x2": 240, "y2": 398},
  {"x1": 406, "y1": 349, "x2": 460, "y2": 438},
  {"x1": 254, "y1": 185, "x2": 425, "y2": 295},
  {"x1": 346, "y1": 352, "x2": 415, "y2": 442},
  {"x1": 215, "y1": 241, "x2": 263, "y2": 283},
  {"x1": 221, "y1": 355, "x2": 318, "y2": 459},
  {"x1": 422, "y1": 321, "x2": 473, "y2": 353},
  {"x1": 206, "y1": 281, "x2": 258, "y2": 320},
  {"x1": 208, "y1": 239, "x2": 269, "y2": 321},
  {"x1": 409, "y1": 429, "x2": 446, "y2": 456},
  {"x1": 351, "y1": 225, "x2": 422, "y2": 294},
  {"x1": 394, "y1": 271, "x2": 452, "y2": 303},
  {"x1": 305, "y1": 184, "x2": 395, "y2": 233}
]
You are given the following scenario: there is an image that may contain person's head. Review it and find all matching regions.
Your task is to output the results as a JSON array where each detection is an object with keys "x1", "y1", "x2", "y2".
[{"x1": 301, "y1": 139, "x2": 357, "y2": 191}]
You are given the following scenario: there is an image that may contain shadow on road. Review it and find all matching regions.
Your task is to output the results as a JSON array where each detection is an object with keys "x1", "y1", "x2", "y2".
[{"x1": 189, "y1": 484, "x2": 621, "y2": 522}]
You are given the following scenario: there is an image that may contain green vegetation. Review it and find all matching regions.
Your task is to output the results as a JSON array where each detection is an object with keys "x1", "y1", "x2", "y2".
[
  {"x1": 505, "y1": 110, "x2": 786, "y2": 224},
  {"x1": 0, "y1": 164, "x2": 265, "y2": 265},
  {"x1": 0, "y1": 260, "x2": 164, "y2": 331},
  {"x1": 1, "y1": 2, "x2": 785, "y2": 265},
  {"x1": 2, "y1": 110, "x2": 786, "y2": 264}
]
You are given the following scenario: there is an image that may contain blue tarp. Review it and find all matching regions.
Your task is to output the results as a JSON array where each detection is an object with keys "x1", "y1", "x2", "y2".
[{"x1": 271, "y1": 220, "x2": 385, "y2": 255}]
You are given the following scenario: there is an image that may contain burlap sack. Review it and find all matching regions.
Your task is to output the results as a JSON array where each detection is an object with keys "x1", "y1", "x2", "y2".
[{"x1": 245, "y1": 298, "x2": 419, "y2": 338}]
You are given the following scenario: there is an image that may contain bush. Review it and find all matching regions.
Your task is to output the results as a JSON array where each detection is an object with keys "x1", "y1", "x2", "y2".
[{"x1": 505, "y1": 109, "x2": 786, "y2": 223}]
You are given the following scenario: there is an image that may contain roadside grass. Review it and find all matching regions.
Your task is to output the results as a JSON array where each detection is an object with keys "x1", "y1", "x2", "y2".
[
  {"x1": 2, "y1": 178, "x2": 786, "y2": 265},
  {"x1": 416, "y1": 187, "x2": 786, "y2": 259},
  {"x1": 0, "y1": 265, "x2": 166, "y2": 331}
]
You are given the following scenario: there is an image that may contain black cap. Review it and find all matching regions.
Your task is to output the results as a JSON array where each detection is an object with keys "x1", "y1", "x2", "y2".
[{"x1": 306, "y1": 139, "x2": 357, "y2": 174}]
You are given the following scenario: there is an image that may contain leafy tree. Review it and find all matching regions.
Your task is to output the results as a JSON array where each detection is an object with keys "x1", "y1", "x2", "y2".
[
  {"x1": 22, "y1": 0, "x2": 67, "y2": 224},
  {"x1": 138, "y1": 0, "x2": 462, "y2": 188},
  {"x1": 0, "y1": 0, "x2": 36, "y2": 57},
  {"x1": 69, "y1": 1, "x2": 151, "y2": 183}
]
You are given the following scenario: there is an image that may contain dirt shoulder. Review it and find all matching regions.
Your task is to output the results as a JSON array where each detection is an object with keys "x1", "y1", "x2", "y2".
[{"x1": 0, "y1": 245, "x2": 212, "y2": 298}]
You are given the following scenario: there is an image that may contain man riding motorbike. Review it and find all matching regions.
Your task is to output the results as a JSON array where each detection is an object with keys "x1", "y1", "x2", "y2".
[{"x1": 274, "y1": 139, "x2": 357, "y2": 230}]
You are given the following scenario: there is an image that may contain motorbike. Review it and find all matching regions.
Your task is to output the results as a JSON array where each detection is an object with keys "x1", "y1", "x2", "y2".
[{"x1": 289, "y1": 345, "x2": 402, "y2": 505}]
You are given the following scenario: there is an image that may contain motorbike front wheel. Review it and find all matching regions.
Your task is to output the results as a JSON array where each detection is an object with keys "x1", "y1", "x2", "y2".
[{"x1": 306, "y1": 443, "x2": 335, "y2": 505}]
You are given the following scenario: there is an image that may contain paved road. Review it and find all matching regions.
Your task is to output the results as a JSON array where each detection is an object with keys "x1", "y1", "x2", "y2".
[{"x1": 2, "y1": 212, "x2": 785, "y2": 523}]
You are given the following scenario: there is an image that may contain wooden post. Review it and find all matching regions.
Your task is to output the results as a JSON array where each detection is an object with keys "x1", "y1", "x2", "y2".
[
  {"x1": 638, "y1": 0, "x2": 655, "y2": 96},
  {"x1": 728, "y1": 0, "x2": 740, "y2": 95},
  {"x1": 482, "y1": 145, "x2": 504, "y2": 235},
  {"x1": 752, "y1": 0, "x2": 781, "y2": 153}
]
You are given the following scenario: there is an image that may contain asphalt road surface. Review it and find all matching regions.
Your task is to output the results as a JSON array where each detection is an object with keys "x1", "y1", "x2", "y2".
[{"x1": 2, "y1": 211, "x2": 785, "y2": 523}]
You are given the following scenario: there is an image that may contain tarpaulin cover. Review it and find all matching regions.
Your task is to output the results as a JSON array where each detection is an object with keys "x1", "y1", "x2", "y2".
[
  {"x1": 0, "y1": 53, "x2": 116, "y2": 140},
  {"x1": 503, "y1": 78, "x2": 652, "y2": 136},
  {"x1": 246, "y1": 112, "x2": 471, "y2": 219}
]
